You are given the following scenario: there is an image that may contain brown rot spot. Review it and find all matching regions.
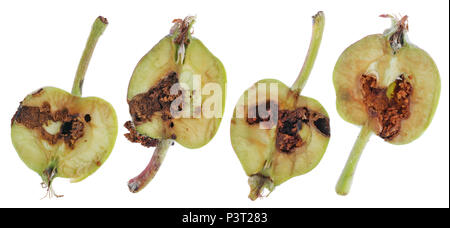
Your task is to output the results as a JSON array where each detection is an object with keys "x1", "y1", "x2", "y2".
[
  {"x1": 123, "y1": 121, "x2": 159, "y2": 148},
  {"x1": 12, "y1": 102, "x2": 86, "y2": 149},
  {"x1": 128, "y1": 72, "x2": 181, "y2": 124},
  {"x1": 311, "y1": 113, "x2": 330, "y2": 137},
  {"x1": 246, "y1": 100, "x2": 278, "y2": 128},
  {"x1": 84, "y1": 114, "x2": 91, "y2": 123},
  {"x1": 360, "y1": 74, "x2": 413, "y2": 140},
  {"x1": 96, "y1": 161, "x2": 102, "y2": 166},
  {"x1": 276, "y1": 108, "x2": 309, "y2": 153}
]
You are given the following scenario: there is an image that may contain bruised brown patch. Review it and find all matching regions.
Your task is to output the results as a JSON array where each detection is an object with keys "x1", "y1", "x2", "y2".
[
  {"x1": 360, "y1": 74, "x2": 412, "y2": 140},
  {"x1": 12, "y1": 102, "x2": 86, "y2": 149},
  {"x1": 124, "y1": 121, "x2": 159, "y2": 147},
  {"x1": 128, "y1": 72, "x2": 182, "y2": 124}
]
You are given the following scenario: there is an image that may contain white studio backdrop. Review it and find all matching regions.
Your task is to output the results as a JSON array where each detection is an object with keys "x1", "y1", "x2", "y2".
[{"x1": 0, "y1": 0, "x2": 448, "y2": 208}]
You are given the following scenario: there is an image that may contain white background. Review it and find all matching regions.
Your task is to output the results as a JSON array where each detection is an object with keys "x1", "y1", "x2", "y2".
[{"x1": 0, "y1": 0, "x2": 448, "y2": 208}]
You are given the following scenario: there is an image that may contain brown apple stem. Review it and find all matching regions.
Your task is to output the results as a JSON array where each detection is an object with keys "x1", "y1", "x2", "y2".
[
  {"x1": 71, "y1": 16, "x2": 108, "y2": 97},
  {"x1": 291, "y1": 11, "x2": 325, "y2": 93},
  {"x1": 128, "y1": 139, "x2": 173, "y2": 193},
  {"x1": 248, "y1": 174, "x2": 274, "y2": 200},
  {"x1": 336, "y1": 122, "x2": 372, "y2": 195}
]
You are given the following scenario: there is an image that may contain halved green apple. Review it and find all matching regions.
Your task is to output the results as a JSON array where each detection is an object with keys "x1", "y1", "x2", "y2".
[
  {"x1": 334, "y1": 15, "x2": 441, "y2": 195},
  {"x1": 10, "y1": 17, "x2": 117, "y2": 198},
  {"x1": 125, "y1": 16, "x2": 226, "y2": 193},
  {"x1": 230, "y1": 12, "x2": 329, "y2": 200}
]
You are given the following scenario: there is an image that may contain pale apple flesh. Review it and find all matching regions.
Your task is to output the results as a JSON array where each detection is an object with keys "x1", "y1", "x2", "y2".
[
  {"x1": 230, "y1": 79, "x2": 330, "y2": 187},
  {"x1": 11, "y1": 87, "x2": 118, "y2": 183}
]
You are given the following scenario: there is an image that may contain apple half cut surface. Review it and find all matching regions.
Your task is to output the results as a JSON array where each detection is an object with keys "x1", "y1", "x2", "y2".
[
  {"x1": 11, "y1": 16, "x2": 118, "y2": 198},
  {"x1": 230, "y1": 12, "x2": 330, "y2": 200}
]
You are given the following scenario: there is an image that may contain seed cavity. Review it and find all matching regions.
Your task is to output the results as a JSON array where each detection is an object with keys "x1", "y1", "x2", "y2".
[
  {"x1": 360, "y1": 74, "x2": 413, "y2": 140},
  {"x1": 12, "y1": 102, "x2": 86, "y2": 149},
  {"x1": 128, "y1": 72, "x2": 182, "y2": 124}
]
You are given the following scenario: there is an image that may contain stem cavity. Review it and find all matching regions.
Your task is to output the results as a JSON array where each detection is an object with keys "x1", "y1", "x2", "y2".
[
  {"x1": 291, "y1": 11, "x2": 325, "y2": 93},
  {"x1": 71, "y1": 16, "x2": 108, "y2": 96},
  {"x1": 128, "y1": 139, "x2": 173, "y2": 193},
  {"x1": 335, "y1": 122, "x2": 372, "y2": 195}
]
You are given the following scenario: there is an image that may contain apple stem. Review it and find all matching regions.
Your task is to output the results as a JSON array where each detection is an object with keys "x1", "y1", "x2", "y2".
[
  {"x1": 291, "y1": 11, "x2": 325, "y2": 94},
  {"x1": 71, "y1": 16, "x2": 108, "y2": 97},
  {"x1": 127, "y1": 139, "x2": 173, "y2": 193},
  {"x1": 336, "y1": 122, "x2": 372, "y2": 196}
]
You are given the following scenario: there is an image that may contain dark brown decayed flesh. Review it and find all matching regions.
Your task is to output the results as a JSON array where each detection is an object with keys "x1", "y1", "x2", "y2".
[
  {"x1": 246, "y1": 101, "x2": 330, "y2": 154},
  {"x1": 124, "y1": 121, "x2": 159, "y2": 147},
  {"x1": 125, "y1": 71, "x2": 183, "y2": 146},
  {"x1": 360, "y1": 74, "x2": 413, "y2": 140},
  {"x1": 276, "y1": 108, "x2": 309, "y2": 153},
  {"x1": 128, "y1": 72, "x2": 182, "y2": 124},
  {"x1": 311, "y1": 112, "x2": 331, "y2": 137},
  {"x1": 12, "y1": 102, "x2": 86, "y2": 149}
]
